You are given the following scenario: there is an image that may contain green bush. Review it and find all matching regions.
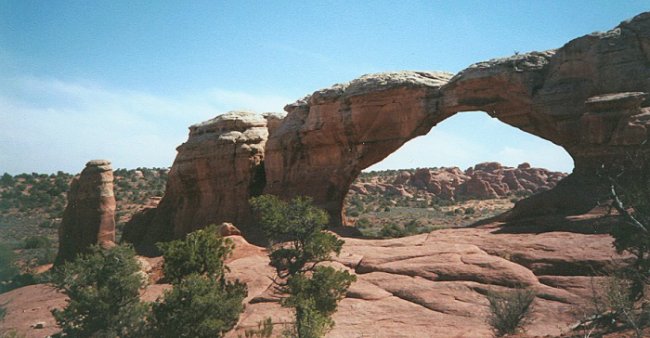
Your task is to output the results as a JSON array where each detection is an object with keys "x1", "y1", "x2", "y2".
[
  {"x1": 149, "y1": 273, "x2": 246, "y2": 338},
  {"x1": 0, "y1": 244, "x2": 18, "y2": 284},
  {"x1": 379, "y1": 223, "x2": 405, "y2": 238},
  {"x1": 150, "y1": 226, "x2": 248, "y2": 338},
  {"x1": 157, "y1": 224, "x2": 234, "y2": 283},
  {"x1": 23, "y1": 236, "x2": 50, "y2": 249},
  {"x1": 250, "y1": 195, "x2": 356, "y2": 338},
  {"x1": 243, "y1": 318, "x2": 274, "y2": 338},
  {"x1": 50, "y1": 245, "x2": 147, "y2": 338},
  {"x1": 486, "y1": 288, "x2": 535, "y2": 337}
]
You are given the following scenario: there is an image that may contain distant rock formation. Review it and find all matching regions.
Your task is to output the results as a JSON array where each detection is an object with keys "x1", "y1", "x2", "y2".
[
  {"x1": 55, "y1": 160, "x2": 116, "y2": 265},
  {"x1": 124, "y1": 12, "x2": 650, "y2": 248},
  {"x1": 349, "y1": 162, "x2": 567, "y2": 201}
]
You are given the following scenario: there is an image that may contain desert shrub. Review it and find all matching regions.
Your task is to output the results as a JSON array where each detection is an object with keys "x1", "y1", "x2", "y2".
[
  {"x1": 157, "y1": 224, "x2": 234, "y2": 283},
  {"x1": 50, "y1": 245, "x2": 147, "y2": 338},
  {"x1": 486, "y1": 288, "x2": 535, "y2": 336},
  {"x1": 355, "y1": 218, "x2": 371, "y2": 229},
  {"x1": 250, "y1": 195, "x2": 356, "y2": 338},
  {"x1": 148, "y1": 226, "x2": 247, "y2": 338},
  {"x1": 0, "y1": 242, "x2": 41, "y2": 293},
  {"x1": 148, "y1": 273, "x2": 247, "y2": 338},
  {"x1": 0, "y1": 244, "x2": 18, "y2": 284},
  {"x1": 283, "y1": 266, "x2": 355, "y2": 337},
  {"x1": 35, "y1": 248, "x2": 57, "y2": 265},
  {"x1": 243, "y1": 317, "x2": 274, "y2": 338},
  {"x1": 23, "y1": 236, "x2": 50, "y2": 249},
  {"x1": 379, "y1": 223, "x2": 405, "y2": 238}
]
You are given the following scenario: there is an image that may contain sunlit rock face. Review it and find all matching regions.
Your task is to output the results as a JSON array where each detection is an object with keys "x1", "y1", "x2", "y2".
[
  {"x1": 122, "y1": 111, "x2": 281, "y2": 250},
  {"x1": 264, "y1": 71, "x2": 453, "y2": 226},
  {"x1": 55, "y1": 160, "x2": 116, "y2": 265},
  {"x1": 124, "y1": 12, "x2": 650, "y2": 247}
]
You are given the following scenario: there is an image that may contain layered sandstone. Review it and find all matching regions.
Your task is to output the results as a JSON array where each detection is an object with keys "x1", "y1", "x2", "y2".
[
  {"x1": 264, "y1": 71, "x2": 453, "y2": 225},
  {"x1": 122, "y1": 111, "x2": 281, "y2": 250},
  {"x1": 55, "y1": 160, "x2": 116, "y2": 265},
  {"x1": 124, "y1": 12, "x2": 650, "y2": 246}
]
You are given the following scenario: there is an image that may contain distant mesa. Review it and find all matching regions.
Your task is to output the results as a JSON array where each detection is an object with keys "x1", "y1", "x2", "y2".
[{"x1": 120, "y1": 12, "x2": 650, "y2": 249}]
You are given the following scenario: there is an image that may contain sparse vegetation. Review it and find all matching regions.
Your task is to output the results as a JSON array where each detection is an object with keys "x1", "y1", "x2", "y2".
[
  {"x1": 250, "y1": 195, "x2": 356, "y2": 338},
  {"x1": 157, "y1": 224, "x2": 234, "y2": 283},
  {"x1": 148, "y1": 273, "x2": 247, "y2": 338},
  {"x1": 486, "y1": 288, "x2": 535, "y2": 337},
  {"x1": 23, "y1": 235, "x2": 50, "y2": 249},
  {"x1": 0, "y1": 168, "x2": 168, "y2": 270},
  {"x1": 242, "y1": 318, "x2": 274, "y2": 338},
  {"x1": 50, "y1": 245, "x2": 148, "y2": 338},
  {"x1": 344, "y1": 169, "x2": 519, "y2": 238},
  {"x1": 150, "y1": 225, "x2": 247, "y2": 338}
]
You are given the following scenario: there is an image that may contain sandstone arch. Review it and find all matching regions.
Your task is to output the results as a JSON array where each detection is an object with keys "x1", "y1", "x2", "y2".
[
  {"x1": 124, "y1": 12, "x2": 650, "y2": 248},
  {"x1": 265, "y1": 13, "x2": 650, "y2": 227}
]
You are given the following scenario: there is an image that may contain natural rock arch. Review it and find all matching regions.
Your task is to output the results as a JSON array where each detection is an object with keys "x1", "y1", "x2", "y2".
[{"x1": 124, "y1": 12, "x2": 650, "y2": 248}]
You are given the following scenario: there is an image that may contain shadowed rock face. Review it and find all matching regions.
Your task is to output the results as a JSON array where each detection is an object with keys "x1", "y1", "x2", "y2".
[
  {"x1": 55, "y1": 160, "x2": 116, "y2": 265},
  {"x1": 124, "y1": 12, "x2": 650, "y2": 247}
]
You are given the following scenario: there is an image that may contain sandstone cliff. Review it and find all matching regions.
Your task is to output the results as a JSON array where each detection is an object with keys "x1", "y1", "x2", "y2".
[
  {"x1": 55, "y1": 160, "x2": 116, "y2": 265},
  {"x1": 122, "y1": 111, "x2": 281, "y2": 250}
]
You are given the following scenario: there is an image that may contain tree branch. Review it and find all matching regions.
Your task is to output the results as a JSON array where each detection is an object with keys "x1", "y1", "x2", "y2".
[{"x1": 609, "y1": 183, "x2": 649, "y2": 234}]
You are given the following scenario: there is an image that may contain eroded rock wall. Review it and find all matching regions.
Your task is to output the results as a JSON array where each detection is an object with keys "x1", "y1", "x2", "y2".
[
  {"x1": 122, "y1": 111, "x2": 280, "y2": 250},
  {"x1": 55, "y1": 160, "x2": 116, "y2": 265}
]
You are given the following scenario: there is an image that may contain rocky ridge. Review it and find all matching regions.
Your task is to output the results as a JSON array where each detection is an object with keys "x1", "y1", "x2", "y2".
[{"x1": 350, "y1": 162, "x2": 567, "y2": 201}]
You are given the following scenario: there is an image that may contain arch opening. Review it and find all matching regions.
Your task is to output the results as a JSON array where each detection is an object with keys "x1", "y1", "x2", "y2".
[{"x1": 342, "y1": 111, "x2": 574, "y2": 238}]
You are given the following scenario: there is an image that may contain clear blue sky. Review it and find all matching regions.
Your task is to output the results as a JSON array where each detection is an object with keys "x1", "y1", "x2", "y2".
[{"x1": 1, "y1": 1, "x2": 647, "y2": 174}]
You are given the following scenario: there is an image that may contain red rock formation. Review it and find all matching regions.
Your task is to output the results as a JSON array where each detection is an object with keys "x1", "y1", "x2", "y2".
[
  {"x1": 55, "y1": 160, "x2": 116, "y2": 265},
  {"x1": 124, "y1": 12, "x2": 650, "y2": 247},
  {"x1": 349, "y1": 163, "x2": 566, "y2": 201},
  {"x1": 264, "y1": 72, "x2": 453, "y2": 225},
  {"x1": 122, "y1": 111, "x2": 279, "y2": 250}
]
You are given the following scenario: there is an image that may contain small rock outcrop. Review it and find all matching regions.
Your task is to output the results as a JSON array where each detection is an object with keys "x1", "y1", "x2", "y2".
[{"x1": 55, "y1": 160, "x2": 116, "y2": 265}]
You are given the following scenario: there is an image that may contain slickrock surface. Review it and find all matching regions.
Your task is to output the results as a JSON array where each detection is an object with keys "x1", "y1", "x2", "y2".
[
  {"x1": 230, "y1": 220, "x2": 629, "y2": 337},
  {"x1": 2, "y1": 220, "x2": 629, "y2": 338},
  {"x1": 55, "y1": 160, "x2": 116, "y2": 265}
]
